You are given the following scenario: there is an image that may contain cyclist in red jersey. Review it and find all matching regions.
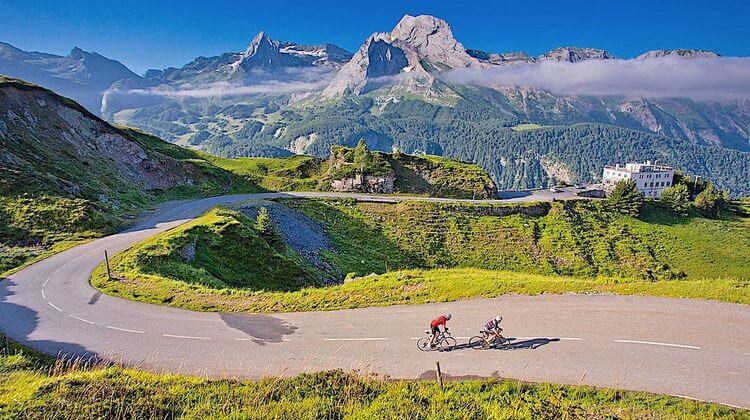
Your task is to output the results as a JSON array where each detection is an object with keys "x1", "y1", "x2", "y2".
[{"x1": 429, "y1": 313, "x2": 452, "y2": 347}]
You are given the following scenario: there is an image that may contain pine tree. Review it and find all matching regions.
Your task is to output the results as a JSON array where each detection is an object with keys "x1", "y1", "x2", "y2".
[
  {"x1": 660, "y1": 183, "x2": 691, "y2": 214},
  {"x1": 255, "y1": 207, "x2": 273, "y2": 236},
  {"x1": 353, "y1": 139, "x2": 372, "y2": 174},
  {"x1": 607, "y1": 179, "x2": 644, "y2": 217}
]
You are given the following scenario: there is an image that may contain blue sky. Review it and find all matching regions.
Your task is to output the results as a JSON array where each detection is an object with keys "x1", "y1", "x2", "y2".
[{"x1": 2, "y1": 0, "x2": 749, "y2": 74}]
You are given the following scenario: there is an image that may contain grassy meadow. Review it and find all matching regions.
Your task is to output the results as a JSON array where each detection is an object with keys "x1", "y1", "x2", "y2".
[
  {"x1": 0, "y1": 350, "x2": 744, "y2": 419},
  {"x1": 92, "y1": 199, "x2": 750, "y2": 312}
]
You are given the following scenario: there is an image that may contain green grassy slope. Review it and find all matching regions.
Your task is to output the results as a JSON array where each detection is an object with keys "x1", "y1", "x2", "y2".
[
  {"x1": 0, "y1": 76, "x2": 259, "y2": 274},
  {"x1": 1, "y1": 351, "x2": 743, "y2": 418},
  {"x1": 107, "y1": 208, "x2": 319, "y2": 293},
  {"x1": 290, "y1": 199, "x2": 749, "y2": 281},
  {"x1": 319, "y1": 144, "x2": 499, "y2": 198},
  {"x1": 201, "y1": 154, "x2": 324, "y2": 192},
  {"x1": 93, "y1": 199, "x2": 750, "y2": 312}
]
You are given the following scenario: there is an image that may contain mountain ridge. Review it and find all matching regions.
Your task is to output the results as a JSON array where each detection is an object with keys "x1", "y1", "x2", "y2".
[{"x1": 1, "y1": 15, "x2": 747, "y2": 196}]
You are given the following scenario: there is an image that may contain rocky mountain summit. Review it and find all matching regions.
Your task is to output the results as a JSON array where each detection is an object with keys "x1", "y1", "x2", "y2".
[
  {"x1": 636, "y1": 49, "x2": 721, "y2": 60},
  {"x1": 323, "y1": 15, "x2": 487, "y2": 97},
  {"x1": 143, "y1": 32, "x2": 352, "y2": 87},
  {"x1": 537, "y1": 47, "x2": 614, "y2": 62},
  {"x1": 0, "y1": 42, "x2": 140, "y2": 113}
]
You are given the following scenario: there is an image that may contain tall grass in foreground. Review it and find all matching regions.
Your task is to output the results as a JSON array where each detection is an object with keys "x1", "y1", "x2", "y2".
[{"x1": 0, "y1": 351, "x2": 744, "y2": 419}]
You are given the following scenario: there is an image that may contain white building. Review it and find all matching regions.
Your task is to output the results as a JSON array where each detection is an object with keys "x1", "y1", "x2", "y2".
[{"x1": 602, "y1": 161, "x2": 675, "y2": 198}]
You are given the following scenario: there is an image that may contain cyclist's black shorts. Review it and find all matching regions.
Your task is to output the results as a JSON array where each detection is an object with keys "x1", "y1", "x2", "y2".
[{"x1": 431, "y1": 326, "x2": 440, "y2": 335}]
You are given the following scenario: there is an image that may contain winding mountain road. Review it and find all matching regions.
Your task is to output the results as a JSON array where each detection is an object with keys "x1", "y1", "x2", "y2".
[{"x1": 1, "y1": 192, "x2": 749, "y2": 409}]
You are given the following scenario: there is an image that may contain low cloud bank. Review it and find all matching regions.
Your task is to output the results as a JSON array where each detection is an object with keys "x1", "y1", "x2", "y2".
[
  {"x1": 118, "y1": 67, "x2": 334, "y2": 99},
  {"x1": 442, "y1": 57, "x2": 750, "y2": 101},
  {"x1": 127, "y1": 79, "x2": 331, "y2": 98}
]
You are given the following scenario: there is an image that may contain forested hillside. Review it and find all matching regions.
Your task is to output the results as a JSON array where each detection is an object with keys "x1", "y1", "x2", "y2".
[{"x1": 248, "y1": 96, "x2": 750, "y2": 196}]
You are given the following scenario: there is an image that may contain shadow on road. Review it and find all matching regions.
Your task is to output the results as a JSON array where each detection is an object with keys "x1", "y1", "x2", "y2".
[
  {"x1": 220, "y1": 313, "x2": 297, "y2": 345},
  {"x1": 450, "y1": 337, "x2": 560, "y2": 352},
  {"x1": 0, "y1": 277, "x2": 100, "y2": 363},
  {"x1": 497, "y1": 191, "x2": 532, "y2": 199}
]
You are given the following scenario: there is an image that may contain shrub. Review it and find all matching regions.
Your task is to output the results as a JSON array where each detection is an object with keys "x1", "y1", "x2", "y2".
[
  {"x1": 694, "y1": 183, "x2": 727, "y2": 218},
  {"x1": 660, "y1": 183, "x2": 691, "y2": 213},
  {"x1": 255, "y1": 207, "x2": 273, "y2": 236},
  {"x1": 607, "y1": 180, "x2": 644, "y2": 217}
]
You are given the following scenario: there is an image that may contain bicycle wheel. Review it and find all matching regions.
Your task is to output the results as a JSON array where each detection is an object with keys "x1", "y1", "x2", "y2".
[
  {"x1": 416, "y1": 337, "x2": 432, "y2": 352},
  {"x1": 440, "y1": 336, "x2": 457, "y2": 352},
  {"x1": 469, "y1": 335, "x2": 486, "y2": 350}
]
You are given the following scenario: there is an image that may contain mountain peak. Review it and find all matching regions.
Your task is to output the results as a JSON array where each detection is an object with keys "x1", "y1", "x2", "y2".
[
  {"x1": 391, "y1": 14, "x2": 450, "y2": 37},
  {"x1": 636, "y1": 49, "x2": 721, "y2": 60},
  {"x1": 538, "y1": 47, "x2": 614, "y2": 62},
  {"x1": 388, "y1": 14, "x2": 481, "y2": 70},
  {"x1": 390, "y1": 14, "x2": 455, "y2": 50},
  {"x1": 69, "y1": 47, "x2": 87, "y2": 59},
  {"x1": 246, "y1": 31, "x2": 276, "y2": 54}
]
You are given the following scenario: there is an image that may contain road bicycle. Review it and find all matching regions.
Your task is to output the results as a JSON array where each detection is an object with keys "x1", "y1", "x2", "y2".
[
  {"x1": 417, "y1": 329, "x2": 457, "y2": 352},
  {"x1": 469, "y1": 330, "x2": 512, "y2": 350}
]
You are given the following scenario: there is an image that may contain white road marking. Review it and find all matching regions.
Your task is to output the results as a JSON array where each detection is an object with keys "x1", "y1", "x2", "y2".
[
  {"x1": 69, "y1": 315, "x2": 95, "y2": 325},
  {"x1": 614, "y1": 339, "x2": 700, "y2": 350},
  {"x1": 41, "y1": 290, "x2": 47, "y2": 300},
  {"x1": 42, "y1": 279, "x2": 49, "y2": 288},
  {"x1": 235, "y1": 338, "x2": 292, "y2": 342},
  {"x1": 324, "y1": 338, "x2": 388, "y2": 342},
  {"x1": 163, "y1": 334, "x2": 211, "y2": 340},
  {"x1": 47, "y1": 302, "x2": 63, "y2": 312},
  {"x1": 106, "y1": 326, "x2": 145, "y2": 334}
]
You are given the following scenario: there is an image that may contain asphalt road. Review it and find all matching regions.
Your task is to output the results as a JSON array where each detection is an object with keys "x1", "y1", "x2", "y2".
[{"x1": 1, "y1": 192, "x2": 749, "y2": 409}]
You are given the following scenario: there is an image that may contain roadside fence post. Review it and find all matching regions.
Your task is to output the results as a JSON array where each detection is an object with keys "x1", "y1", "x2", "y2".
[
  {"x1": 435, "y1": 361, "x2": 444, "y2": 391},
  {"x1": 105, "y1": 250, "x2": 112, "y2": 280}
]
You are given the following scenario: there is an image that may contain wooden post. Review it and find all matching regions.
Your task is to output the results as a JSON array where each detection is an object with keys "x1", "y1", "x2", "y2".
[
  {"x1": 435, "y1": 361, "x2": 444, "y2": 391},
  {"x1": 105, "y1": 250, "x2": 112, "y2": 281}
]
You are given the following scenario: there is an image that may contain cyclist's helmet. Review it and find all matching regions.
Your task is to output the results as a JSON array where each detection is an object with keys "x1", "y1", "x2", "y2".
[
  {"x1": 495, "y1": 315, "x2": 503, "y2": 323},
  {"x1": 445, "y1": 313, "x2": 452, "y2": 320}
]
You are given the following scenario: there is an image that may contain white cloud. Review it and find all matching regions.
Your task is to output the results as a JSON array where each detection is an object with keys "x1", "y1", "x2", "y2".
[
  {"x1": 441, "y1": 57, "x2": 750, "y2": 101},
  {"x1": 116, "y1": 67, "x2": 335, "y2": 98},
  {"x1": 126, "y1": 79, "x2": 331, "y2": 98}
]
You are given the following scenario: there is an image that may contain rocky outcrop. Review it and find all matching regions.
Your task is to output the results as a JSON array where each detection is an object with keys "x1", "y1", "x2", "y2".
[
  {"x1": 319, "y1": 142, "x2": 497, "y2": 198},
  {"x1": 0, "y1": 76, "x2": 225, "y2": 199},
  {"x1": 330, "y1": 174, "x2": 396, "y2": 193}
]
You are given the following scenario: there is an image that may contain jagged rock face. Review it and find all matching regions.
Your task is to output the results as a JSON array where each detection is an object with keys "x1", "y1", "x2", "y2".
[
  {"x1": 537, "y1": 47, "x2": 614, "y2": 62},
  {"x1": 144, "y1": 32, "x2": 352, "y2": 86},
  {"x1": 330, "y1": 174, "x2": 396, "y2": 194},
  {"x1": 466, "y1": 50, "x2": 535, "y2": 64},
  {"x1": 390, "y1": 14, "x2": 480, "y2": 69},
  {"x1": 323, "y1": 14, "x2": 486, "y2": 98},
  {"x1": 0, "y1": 77, "x2": 206, "y2": 196},
  {"x1": 362, "y1": 40, "x2": 409, "y2": 93},
  {"x1": 636, "y1": 49, "x2": 721, "y2": 60}
]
